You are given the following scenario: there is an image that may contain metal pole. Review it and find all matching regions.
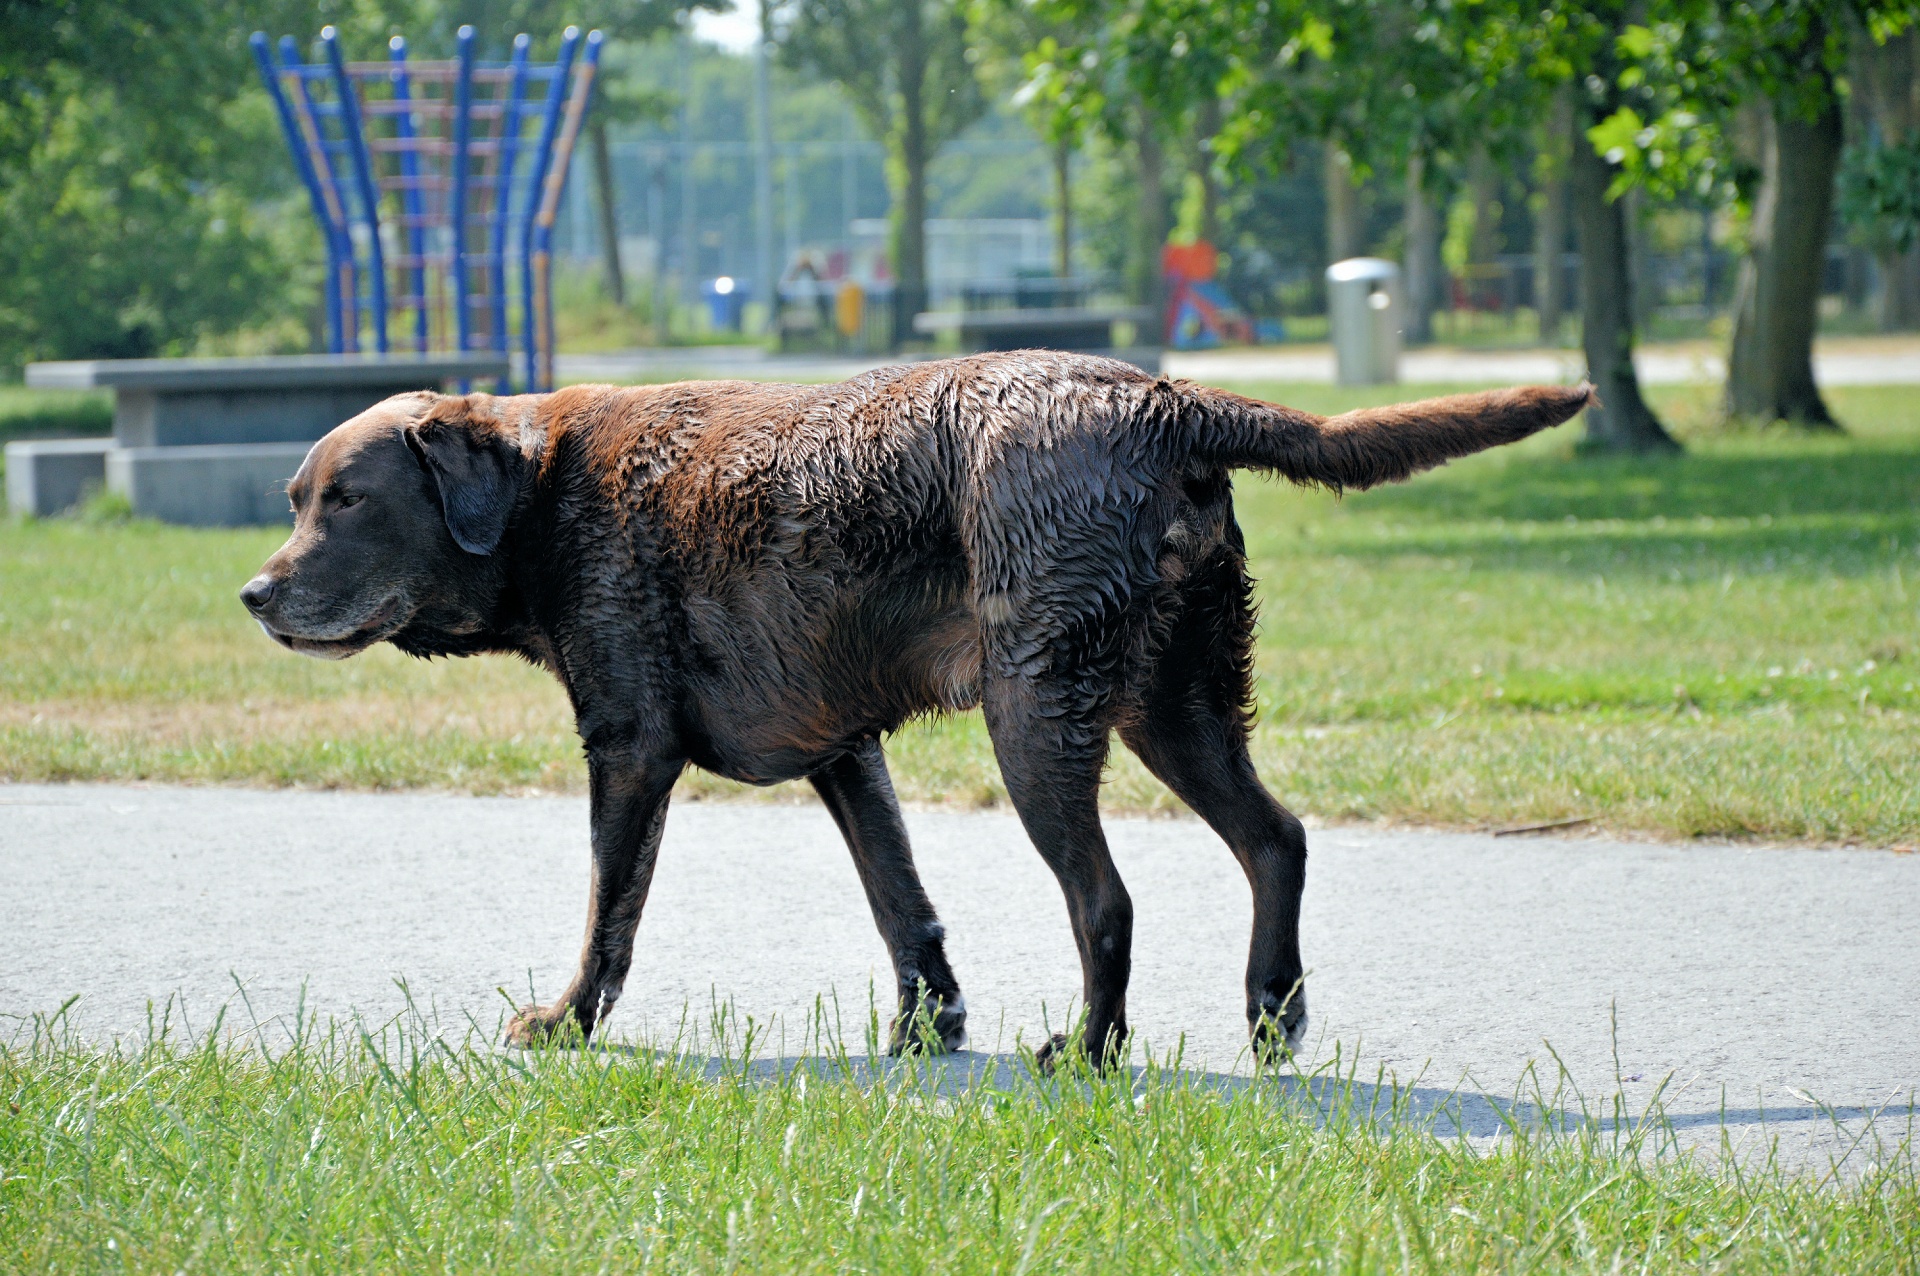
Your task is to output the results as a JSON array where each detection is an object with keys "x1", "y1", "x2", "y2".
[
  {"x1": 649, "y1": 152, "x2": 667, "y2": 341},
  {"x1": 518, "y1": 27, "x2": 576, "y2": 387},
  {"x1": 753, "y1": 0, "x2": 777, "y2": 336},
  {"x1": 783, "y1": 144, "x2": 799, "y2": 275},
  {"x1": 252, "y1": 34, "x2": 343, "y2": 354},
  {"x1": 679, "y1": 42, "x2": 696, "y2": 328},
  {"x1": 283, "y1": 36, "x2": 358, "y2": 351},
  {"x1": 388, "y1": 36, "x2": 429, "y2": 353},
  {"x1": 492, "y1": 34, "x2": 532, "y2": 390},
  {"x1": 450, "y1": 25, "x2": 476, "y2": 366},
  {"x1": 530, "y1": 28, "x2": 599, "y2": 392},
  {"x1": 841, "y1": 104, "x2": 856, "y2": 262},
  {"x1": 323, "y1": 26, "x2": 388, "y2": 353}
]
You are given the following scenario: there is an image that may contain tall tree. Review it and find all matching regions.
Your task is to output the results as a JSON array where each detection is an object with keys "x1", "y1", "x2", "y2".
[
  {"x1": 1725, "y1": 6, "x2": 1848, "y2": 427},
  {"x1": 1841, "y1": 19, "x2": 1920, "y2": 328},
  {"x1": 1034, "y1": 0, "x2": 1233, "y2": 318},
  {"x1": 969, "y1": 0, "x2": 1101, "y2": 278},
  {"x1": 1596, "y1": 3, "x2": 1917, "y2": 427},
  {"x1": 586, "y1": 71, "x2": 679, "y2": 307},
  {"x1": 781, "y1": 0, "x2": 985, "y2": 342},
  {"x1": 1484, "y1": 2, "x2": 1680, "y2": 451},
  {"x1": 1403, "y1": 153, "x2": 1443, "y2": 343},
  {"x1": 1184, "y1": 1, "x2": 1517, "y2": 351},
  {"x1": 1533, "y1": 87, "x2": 1574, "y2": 345},
  {"x1": 1324, "y1": 143, "x2": 1362, "y2": 263},
  {"x1": 0, "y1": 0, "x2": 310, "y2": 365}
]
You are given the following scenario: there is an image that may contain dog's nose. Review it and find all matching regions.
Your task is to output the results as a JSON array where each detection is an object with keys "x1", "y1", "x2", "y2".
[{"x1": 240, "y1": 576, "x2": 278, "y2": 613}]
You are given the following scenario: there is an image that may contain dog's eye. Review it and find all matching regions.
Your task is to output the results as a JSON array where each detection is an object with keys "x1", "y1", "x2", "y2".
[{"x1": 338, "y1": 493, "x2": 364, "y2": 508}]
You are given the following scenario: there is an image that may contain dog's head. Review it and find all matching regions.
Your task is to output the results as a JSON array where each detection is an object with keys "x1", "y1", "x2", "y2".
[{"x1": 241, "y1": 392, "x2": 531, "y2": 659}]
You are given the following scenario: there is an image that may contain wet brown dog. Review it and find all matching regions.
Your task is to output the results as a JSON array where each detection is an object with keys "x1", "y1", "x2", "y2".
[{"x1": 242, "y1": 350, "x2": 1590, "y2": 1064}]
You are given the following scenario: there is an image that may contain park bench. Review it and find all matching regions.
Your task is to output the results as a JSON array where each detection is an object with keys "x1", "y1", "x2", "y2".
[
  {"x1": 912, "y1": 305, "x2": 1159, "y2": 354},
  {"x1": 912, "y1": 280, "x2": 1158, "y2": 366},
  {"x1": 8, "y1": 352, "x2": 506, "y2": 524}
]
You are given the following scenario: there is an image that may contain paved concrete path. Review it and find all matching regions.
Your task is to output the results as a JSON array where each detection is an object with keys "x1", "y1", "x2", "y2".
[
  {"x1": 557, "y1": 339, "x2": 1920, "y2": 388},
  {"x1": 4, "y1": 784, "x2": 1915, "y2": 1163}
]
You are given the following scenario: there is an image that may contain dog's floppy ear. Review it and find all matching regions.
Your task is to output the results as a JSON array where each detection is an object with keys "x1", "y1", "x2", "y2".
[{"x1": 404, "y1": 397, "x2": 526, "y2": 555}]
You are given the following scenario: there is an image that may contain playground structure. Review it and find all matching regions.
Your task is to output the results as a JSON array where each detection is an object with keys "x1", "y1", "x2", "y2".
[
  {"x1": 1161, "y1": 242, "x2": 1254, "y2": 350},
  {"x1": 252, "y1": 24, "x2": 603, "y2": 392}
]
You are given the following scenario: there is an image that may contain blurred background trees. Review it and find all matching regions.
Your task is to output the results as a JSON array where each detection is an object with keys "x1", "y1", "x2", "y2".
[{"x1": 4, "y1": 0, "x2": 1918, "y2": 440}]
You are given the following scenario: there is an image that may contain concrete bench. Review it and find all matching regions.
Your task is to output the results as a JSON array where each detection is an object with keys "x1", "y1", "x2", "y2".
[{"x1": 13, "y1": 352, "x2": 507, "y2": 523}]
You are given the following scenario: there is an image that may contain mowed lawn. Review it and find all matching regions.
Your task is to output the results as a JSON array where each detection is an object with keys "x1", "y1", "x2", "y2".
[{"x1": 2, "y1": 382, "x2": 1916, "y2": 843}]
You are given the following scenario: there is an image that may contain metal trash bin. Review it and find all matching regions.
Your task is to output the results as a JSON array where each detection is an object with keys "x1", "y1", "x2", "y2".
[{"x1": 1325, "y1": 257, "x2": 1402, "y2": 385}]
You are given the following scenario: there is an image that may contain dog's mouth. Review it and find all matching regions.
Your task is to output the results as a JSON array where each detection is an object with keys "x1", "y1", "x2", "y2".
[{"x1": 260, "y1": 596, "x2": 407, "y2": 660}]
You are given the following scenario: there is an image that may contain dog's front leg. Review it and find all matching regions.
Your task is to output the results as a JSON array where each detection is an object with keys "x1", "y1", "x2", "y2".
[
  {"x1": 508, "y1": 750, "x2": 682, "y2": 1047},
  {"x1": 811, "y1": 738, "x2": 967, "y2": 1054}
]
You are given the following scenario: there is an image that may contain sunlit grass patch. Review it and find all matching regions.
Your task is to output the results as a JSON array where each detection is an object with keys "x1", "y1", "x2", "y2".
[
  {"x1": 2, "y1": 999, "x2": 1915, "y2": 1272},
  {"x1": 2, "y1": 384, "x2": 1916, "y2": 842}
]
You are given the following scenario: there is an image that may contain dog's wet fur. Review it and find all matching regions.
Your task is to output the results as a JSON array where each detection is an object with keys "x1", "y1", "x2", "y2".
[{"x1": 244, "y1": 350, "x2": 1591, "y2": 1065}]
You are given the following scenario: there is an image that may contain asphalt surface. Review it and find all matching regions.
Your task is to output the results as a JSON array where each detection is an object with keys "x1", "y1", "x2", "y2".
[{"x1": 4, "y1": 783, "x2": 1916, "y2": 1167}]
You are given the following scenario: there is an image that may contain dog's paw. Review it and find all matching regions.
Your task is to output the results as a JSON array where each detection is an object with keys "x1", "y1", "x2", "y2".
[
  {"x1": 505, "y1": 1002, "x2": 589, "y2": 1049},
  {"x1": 1031, "y1": 1032, "x2": 1071, "y2": 1076},
  {"x1": 889, "y1": 993, "x2": 968, "y2": 1056},
  {"x1": 1249, "y1": 987, "x2": 1308, "y2": 1066}
]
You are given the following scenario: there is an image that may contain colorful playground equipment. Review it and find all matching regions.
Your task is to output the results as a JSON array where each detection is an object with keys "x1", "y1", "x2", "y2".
[
  {"x1": 1161, "y1": 241, "x2": 1254, "y2": 350},
  {"x1": 252, "y1": 24, "x2": 603, "y2": 392}
]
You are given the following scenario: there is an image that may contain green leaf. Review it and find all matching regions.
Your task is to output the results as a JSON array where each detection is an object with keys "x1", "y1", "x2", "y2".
[
  {"x1": 1295, "y1": 16, "x2": 1334, "y2": 62},
  {"x1": 1616, "y1": 24, "x2": 1657, "y2": 60},
  {"x1": 1586, "y1": 107, "x2": 1644, "y2": 163}
]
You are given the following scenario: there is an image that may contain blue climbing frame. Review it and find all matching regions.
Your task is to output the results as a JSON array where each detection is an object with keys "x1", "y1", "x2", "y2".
[{"x1": 252, "y1": 25, "x2": 603, "y2": 392}]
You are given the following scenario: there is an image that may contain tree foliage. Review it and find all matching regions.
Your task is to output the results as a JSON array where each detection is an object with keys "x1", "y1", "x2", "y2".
[{"x1": 0, "y1": 2, "x2": 316, "y2": 367}]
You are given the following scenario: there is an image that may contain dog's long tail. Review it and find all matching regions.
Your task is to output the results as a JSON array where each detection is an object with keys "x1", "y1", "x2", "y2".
[{"x1": 1178, "y1": 381, "x2": 1594, "y2": 491}]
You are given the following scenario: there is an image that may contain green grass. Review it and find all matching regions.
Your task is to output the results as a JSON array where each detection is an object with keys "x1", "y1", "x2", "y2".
[
  {"x1": 2, "y1": 383, "x2": 1917, "y2": 843},
  {"x1": 3, "y1": 1006, "x2": 1915, "y2": 1272}
]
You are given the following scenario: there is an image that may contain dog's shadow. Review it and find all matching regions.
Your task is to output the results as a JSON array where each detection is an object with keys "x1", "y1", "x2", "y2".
[{"x1": 579, "y1": 1042, "x2": 1916, "y2": 1146}]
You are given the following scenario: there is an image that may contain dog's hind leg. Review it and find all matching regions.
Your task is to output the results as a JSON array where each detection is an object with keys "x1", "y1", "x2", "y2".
[
  {"x1": 981, "y1": 675, "x2": 1133, "y2": 1070},
  {"x1": 811, "y1": 736, "x2": 967, "y2": 1053},
  {"x1": 1117, "y1": 535, "x2": 1310, "y2": 1063},
  {"x1": 508, "y1": 752, "x2": 682, "y2": 1048}
]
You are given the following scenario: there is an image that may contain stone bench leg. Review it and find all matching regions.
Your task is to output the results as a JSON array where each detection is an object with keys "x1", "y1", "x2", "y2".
[{"x1": 5, "y1": 438, "x2": 114, "y2": 517}]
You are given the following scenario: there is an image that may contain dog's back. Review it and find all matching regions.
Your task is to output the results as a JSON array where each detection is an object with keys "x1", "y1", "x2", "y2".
[{"x1": 525, "y1": 352, "x2": 1589, "y2": 780}]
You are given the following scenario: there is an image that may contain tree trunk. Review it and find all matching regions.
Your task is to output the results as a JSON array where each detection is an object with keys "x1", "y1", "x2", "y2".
[
  {"x1": 1877, "y1": 246, "x2": 1920, "y2": 329},
  {"x1": 1403, "y1": 152, "x2": 1440, "y2": 345},
  {"x1": 1324, "y1": 142, "x2": 1361, "y2": 264},
  {"x1": 1130, "y1": 103, "x2": 1170, "y2": 334},
  {"x1": 1727, "y1": 89, "x2": 1843, "y2": 427},
  {"x1": 892, "y1": 121, "x2": 928, "y2": 346},
  {"x1": 1626, "y1": 186, "x2": 1654, "y2": 331},
  {"x1": 1466, "y1": 148, "x2": 1501, "y2": 267},
  {"x1": 589, "y1": 119, "x2": 625, "y2": 306},
  {"x1": 1052, "y1": 135, "x2": 1073, "y2": 279},
  {"x1": 753, "y1": 6, "x2": 778, "y2": 337},
  {"x1": 1194, "y1": 97, "x2": 1222, "y2": 247},
  {"x1": 1569, "y1": 103, "x2": 1679, "y2": 452},
  {"x1": 888, "y1": 0, "x2": 929, "y2": 348},
  {"x1": 1853, "y1": 24, "x2": 1920, "y2": 329},
  {"x1": 1534, "y1": 88, "x2": 1571, "y2": 343}
]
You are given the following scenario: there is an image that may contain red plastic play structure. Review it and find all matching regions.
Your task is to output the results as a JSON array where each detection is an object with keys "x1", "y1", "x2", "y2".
[{"x1": 1161, "y1": 241, "x2": 1253, "y2": 349}]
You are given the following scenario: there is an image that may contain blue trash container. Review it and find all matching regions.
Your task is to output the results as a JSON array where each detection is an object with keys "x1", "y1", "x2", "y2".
[{"x1": 701, "y1": 276, "x2": 749, "y2": 331}]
